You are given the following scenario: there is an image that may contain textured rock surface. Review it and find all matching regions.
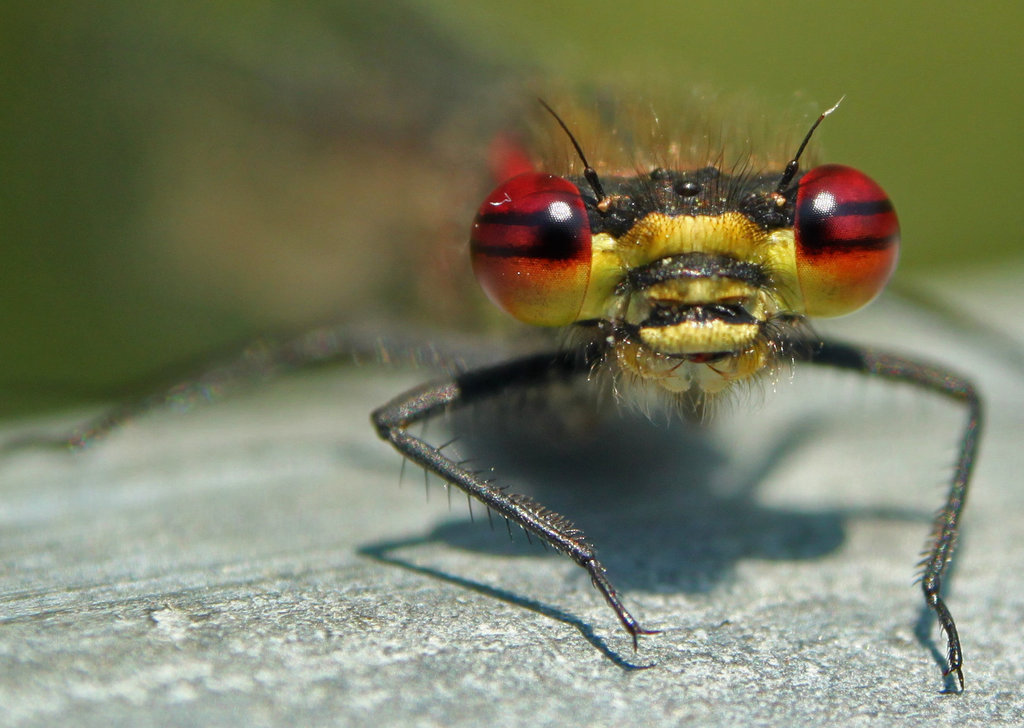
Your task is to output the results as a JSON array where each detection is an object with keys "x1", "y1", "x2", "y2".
[{"x1": 2, "y1": 282, "x2": 1023, "y2": 727}]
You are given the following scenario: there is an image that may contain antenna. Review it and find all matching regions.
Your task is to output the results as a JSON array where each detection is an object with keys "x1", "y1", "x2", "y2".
[
  {"x1": 538, "y1": 99, "x2": 607, "y2": 202},
  {"x1": 774, "y1": 96, "x2": 845, "y2": 195}
]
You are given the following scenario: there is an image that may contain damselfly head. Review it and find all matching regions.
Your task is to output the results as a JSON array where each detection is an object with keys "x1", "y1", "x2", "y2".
[{"x1": 470, "y1": 98, "x2": 899, "y2": 399}]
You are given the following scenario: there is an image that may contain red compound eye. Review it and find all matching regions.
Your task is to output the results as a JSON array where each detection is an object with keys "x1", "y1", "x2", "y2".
[
  {"x1": 470, "y1": 173, "x2": 592, "y2": 327},
  {"x1": 794, "y1": 164, "x2": 900, "y2": 317}
]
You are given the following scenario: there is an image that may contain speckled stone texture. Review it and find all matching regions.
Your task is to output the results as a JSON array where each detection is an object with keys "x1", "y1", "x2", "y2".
[{"x1": 2, "y1": 277, "x2": 1023, "y2": 727}]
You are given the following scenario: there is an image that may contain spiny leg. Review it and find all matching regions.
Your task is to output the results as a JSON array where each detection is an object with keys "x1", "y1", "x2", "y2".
[
  {"x1": 807, "y1": 339, "x2": 981, "y2": 690},
  {"x1": 371, "y1": 348, "x2": 658, "y2": 647}
]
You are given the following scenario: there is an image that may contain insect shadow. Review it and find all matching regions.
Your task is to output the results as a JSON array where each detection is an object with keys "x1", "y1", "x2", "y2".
[{"x1": 359, "y1": 391, "x2": 936, "y2": 666}]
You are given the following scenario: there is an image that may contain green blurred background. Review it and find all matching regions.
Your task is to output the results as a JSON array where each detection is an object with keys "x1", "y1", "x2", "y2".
[{"x1": 1, "y1": 0, "x2": 1020, "y2": 417}]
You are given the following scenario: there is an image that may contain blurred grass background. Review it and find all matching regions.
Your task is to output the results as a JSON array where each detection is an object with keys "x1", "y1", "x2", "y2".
[{"x1": 0, "y1": 0, "x2": 1020, "y2": 417}]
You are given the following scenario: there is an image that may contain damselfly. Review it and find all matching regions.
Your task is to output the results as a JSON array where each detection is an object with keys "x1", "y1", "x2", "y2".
[
  {"x1": 52, "y1": 92, "x2": 980, "y2": 694},
  {"x1": 369, "y1": 98, "x2": 980, "y2": 691}
]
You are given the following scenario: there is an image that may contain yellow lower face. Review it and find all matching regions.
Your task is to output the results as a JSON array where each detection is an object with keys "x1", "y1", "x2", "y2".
[
  {"x1": 637, "y1": 320, "x2": 761, "y2": 356},
  {"x1": 578, "y1": 212, "x2": 801, "y2": 395},
  {"x1": 579, "y1": 212, "x2": 801, "y2": 322},
  {"x1": 615, "y1": 339, "x2": 770, "y2": 394},
  {"x1": 633, "y1": 276, "x2": 768, "y2": 356}
]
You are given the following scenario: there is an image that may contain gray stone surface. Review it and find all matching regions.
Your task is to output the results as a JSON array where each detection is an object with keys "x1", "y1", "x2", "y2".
[{"x1": 2, "y1": 276, "x2": 1023, "y2": 727}]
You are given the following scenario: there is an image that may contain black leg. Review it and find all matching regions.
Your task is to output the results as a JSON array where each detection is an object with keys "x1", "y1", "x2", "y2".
[
  {"x1": 806, "y1": 339, "x2": 981, "y2": 690},
  {"x1": 371, "y1": 348, "x2": 658, "y2": 647}
]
